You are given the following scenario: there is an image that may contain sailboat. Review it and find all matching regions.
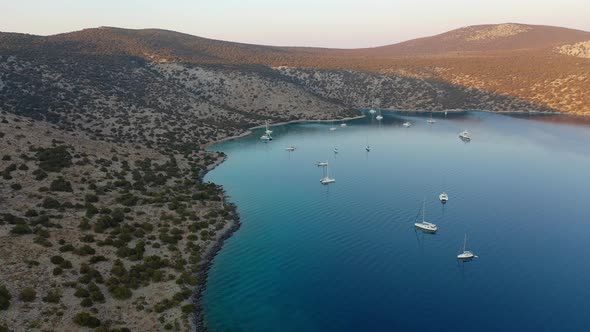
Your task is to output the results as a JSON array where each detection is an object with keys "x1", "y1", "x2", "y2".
[
  {"x1": 427, "y1": 112, "x2": 436, "y2": 123},
  {"x1": 260, "y1": 120, "x2": 273, "y2": 141},
  {"x1": 320, "y1": 163, "x2": 335, "y2": 184},
  {"x1": 439, "y1": 192, "x2": 448, "y2": 204},
  {"x1": 459, "y1": 130, "x2": 471, "y2": 141},
  {"x1": 366, "y1": 145, "x2": 371, "y2": 152},
  {"x1": 333, "y1": 148, "x2": 339, "y2": 154},
  {"x1": 457, "y1": 234, "x2": 477, "y2": 260},
  {"x1": 402, "y1": 121, "x2": 411, "y2": 128},
  {"x1": 369, "y1": 109, "x2": 377, "y2": 115},
  {"x1": 316, "y1": 161, "x2": 328, "y2": 167},
  {"x1": 340, "y1": 123, "x2": 347, "y2": 127},
  {"x1": 264, "y1": 120, "x2": 273, "y2": 135},
  {"x1": 376, "y1": 110, "x2": 383, "y2": 121},
  {"x1": 414, "y1": 199, "x2": 437, "y2": 233},
  {"x1": 285, "y1": 146, "x2": 296, "y2": 151}
]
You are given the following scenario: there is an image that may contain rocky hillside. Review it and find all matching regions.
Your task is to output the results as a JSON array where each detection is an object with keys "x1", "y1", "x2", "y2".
[
  {"x1": 0, "y1": 112, "x2": 237, "y2": 331},
  {"x1": 2, "y1": 23, "x2": 590, "y2": 116}
]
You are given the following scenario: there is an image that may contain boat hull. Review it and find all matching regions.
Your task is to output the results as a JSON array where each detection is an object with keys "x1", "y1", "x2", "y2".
[{"x1": 414, "y1": 223, "x2": 437, "y2": 233}]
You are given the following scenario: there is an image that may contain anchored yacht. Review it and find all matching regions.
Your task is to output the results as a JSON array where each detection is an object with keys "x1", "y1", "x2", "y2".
[{"x1": 414, "y1": 199, "x2": 437, "y2": 233}]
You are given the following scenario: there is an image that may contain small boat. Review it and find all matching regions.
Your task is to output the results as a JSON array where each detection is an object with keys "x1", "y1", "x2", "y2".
[
  {"x1": 439, "y1": 192, "x2": 448, "y2": 204},
  {"x1": 402, "y1": 121, "x2": 411, "y2": 128},
  {"x1": 369, "y1": 109, "x2": 377, "y2": 114},
  {"x1": 459, "y1": 130, "x2": 471, "y2": 141},
  {"x1": 340, "y1": 123, "x2": 347, "y2": 127},
  {"x1": 330, "y1": 127, "x2": 337, "y2": 131},
  {"x1": 285, "y1": 146, "x2": 296, "y2": 151},
  {"x1": 320, "y1": 163, "x2": 335, "y2": 184},
  {"x1": 264, "y1": 120, "x2": 273, "y2": 135},
  {"x1": 414, "y1": 199, "x2": 437, "y2": 233},
  {"x1": 366, "y1": 145, "x2": 371, "y2": 152},
  {"x1": 457, "y1": 234, "x2": 477, "y2": 260},
  {"x1": 427, "y1": 113, "x2": 436, "y2": 123},
  {"x1": 316, "y1": 161, "x2": 328, "y2": 167},
  {"x1": 376, "y1": 111, "x2": 383, "y2": 121},
  {"x1": 260, "y1": 134, "x2": 272, "y2": 141},
  {"x1": 333, "y1": 148, "x2": 339, "y2": 154}
]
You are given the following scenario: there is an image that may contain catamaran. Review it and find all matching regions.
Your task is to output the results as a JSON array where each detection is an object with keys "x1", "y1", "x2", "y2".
[
  {"x1": 439, "y1": 192, "x2": 448, "y2": 204},
  {"x1": 459, "y1": 130, "x2": 471, "y2": 141},
  {"x1": 414, "y1": 199, "x2": 437, "y2": 233},
  {"x1": 320, "y1": 163, "x2": 335, "y2": 184},
  {"x1": 457, "y1": 234, "x2": 477, "y2": 260}
]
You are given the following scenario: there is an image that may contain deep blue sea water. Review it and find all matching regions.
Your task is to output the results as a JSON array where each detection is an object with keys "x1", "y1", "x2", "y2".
[{"x1": 203, "y1": 112, "x2": 590, "y2": 332}]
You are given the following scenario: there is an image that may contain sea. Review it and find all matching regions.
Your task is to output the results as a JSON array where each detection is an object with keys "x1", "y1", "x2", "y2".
[{"x1": 203, "y1": 111, "x2": 590, "y2": 332}]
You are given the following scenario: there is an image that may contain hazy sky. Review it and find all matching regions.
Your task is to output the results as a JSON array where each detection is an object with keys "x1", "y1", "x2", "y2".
[{"x1": 2, "y1": 0, "x2": 589, "y2": 48}]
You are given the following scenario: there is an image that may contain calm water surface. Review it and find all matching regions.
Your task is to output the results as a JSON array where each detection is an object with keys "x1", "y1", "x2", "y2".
[{"x1": 204, "y1": 112, "x2": 590, "y2": 332}]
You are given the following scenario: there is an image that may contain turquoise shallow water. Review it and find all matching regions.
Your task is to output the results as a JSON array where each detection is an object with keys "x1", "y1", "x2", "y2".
[{"x1": 204, "y1": 112, "x2": 590, "y2": 332}]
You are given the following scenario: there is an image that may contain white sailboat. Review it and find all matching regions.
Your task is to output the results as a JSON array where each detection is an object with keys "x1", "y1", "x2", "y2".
[
  {"x1": 402, "y1": 121, "x2": 411, "y2": 128},
  {"x1": 457, "y1": 234, "x2": 477, "y2": 260},
  {"x1": 264, "y1": 120, "x2": 273, "y2": 135},
  {"x1": 320, "y1": 163, "x2": 335, "y2": 184},
  {"x1": 414, "y1": 199, "x2": 437, "y2": 233},
  {"x1": 439, "y1": 192, "x2": 448, "y2": 204},
  {"x1": 285, "y1": 146, "x2": 296, "y2": 151},
  {"x1": 427, "y1": 113, "x2": 436, "y2": 123},
  {"x1": 340, "y1": 123, "x2": 347, "y2": 127},
  {"x1": 366, "y1": 145, "x2": 371, "y2": 152},
  {"x1": 376, "y1": 110, "x2": 383, "y2": 121},
  {"x1": 260, "y1": 133, "x2": 272, "y2": 141},
  {"x1": 459, "y1": 130, "x2": 471, "y2": 141},
  {"x1": 316, "y1": 161, "x2": 328, "y2": 167},
  {"x1": 369, "y1": 109, "x2": 377, "y2": 115},
  {"x1": 333, "y1": 148, "x2": 339, "y2": 154}
]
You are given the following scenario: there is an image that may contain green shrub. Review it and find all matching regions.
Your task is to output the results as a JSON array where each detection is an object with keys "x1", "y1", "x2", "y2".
[
  {"x1": 181, "y1": 303, "x2": 195, "y2": 314},
  {"x1": 37, "y1": 146, "x2": 72, "y2": 172},
  {"x1": 53, "y1": 267, "x2": 63, "y2": 276},
  {"x1": 84, "y1": 194, "x2": 99, "y2": 203},
  {"x1": 59, "y1": 244, "x2": 74, "y2": 252},
  {"x1": 19, "y1": 288, "x2": 36, "y2": 302},
  {"x1": 42, "y1": 289, "x2": 61, "y2": 303},
  {"x1": 49, "y1": 177, "x2": 73, "y2": 192},
  {"x1": 10, "y1": 223, "x2": 32, "y2": 235},
  {"x1": 73, "y1": 312, "x2": 101, "y2": 328},
  {"x1": 80, "y1": 298, "x2": 93, "y2": 307},
  {"x1": 41, "y1": 197, "x2": 61, "y2": 209},
  {"x1": 50, "y1": 255, "x2": 65, "y2": 265},
  {"x1": 74, "y1": 245, "x2": 96, "y2": 256}
]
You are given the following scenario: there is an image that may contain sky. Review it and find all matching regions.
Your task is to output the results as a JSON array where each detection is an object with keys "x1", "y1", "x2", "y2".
[{"x1": 1, "y1": 0, "x2": 589, "y2": 48}]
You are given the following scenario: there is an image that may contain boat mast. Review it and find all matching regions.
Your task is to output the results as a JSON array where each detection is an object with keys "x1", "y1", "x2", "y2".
[
  {"x1": 463, "y1": 234, "x2": 467, "y2": 252},
  {"x1": 422, "y1": 198, "x2": 426, "y2": 222}
]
